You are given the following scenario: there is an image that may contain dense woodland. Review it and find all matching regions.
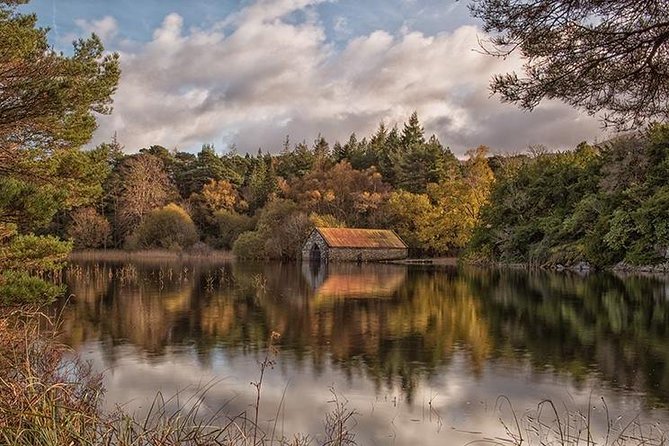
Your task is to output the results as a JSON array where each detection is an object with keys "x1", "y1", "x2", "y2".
[
  {"x1": 468, "y1": 124, "x2": 669, "y2": 268},
  {"x1": 13, "y1": 113, "x2": 669, "y2": 271},
  {"x1": 40, "y1": 113, "x2": 494, "y2": 261}
]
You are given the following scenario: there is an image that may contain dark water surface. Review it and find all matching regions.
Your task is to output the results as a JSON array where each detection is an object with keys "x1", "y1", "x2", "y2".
[{"x1": 57, "y1": 260, "x2": 669, "y2": 444}]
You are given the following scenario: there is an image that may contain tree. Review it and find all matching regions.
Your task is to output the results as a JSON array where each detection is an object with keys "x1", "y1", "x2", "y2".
[
  {"x1": 401, "y1": 112, "x2": 425, "y2": 148},
  {"x1": 471, "y1": 0, "x2": 669, "y2": 129},
  {"x1": 233, "y1": 199, "x2": 312, "y2": 260},
  {"x1": 128, "y1": 203, "x2": 198, "y2": 250},
  {"x1": 0, "y1": 1, "x2": 119, "y2": 303},
  {"x1": 379, "y1": 190, "x2": 434, "y2": 252},
  {"x1": 426, "y1": 146, "x2": 495, "y2": 252},
  {"x1": 188, "y1": 179, "x2": 247, "y2": 243},
  {"x1": 200, "y1": 179, "x2": 241, "y2": 212},
  {"x1": 67, "y1": 207, "x2": 111, "y2": 249},
  {"x1": 312, "y1": 134, "x2": 331, "y2": 167},
  {"x1": 275, "y1": 141, "x2": 314, "y2": 180},
  {"x1": 395, "y1": 134, "x2": 457, "y2": 194},
  {"x1": 0, "y1": 1, "x2": 120, "y2": 153},
  {"x1": 174, "y1": 144, "x2": 245, "y2": 198},
  {"x1": 284, "y1": 161, "x2": 390, "y2": 227},
  {"x1": 108, "y1": 154, "x2": 176, "y2": 243},
  {"x1": 245, "y1": 155, "x2": 277, "y2": 212}
]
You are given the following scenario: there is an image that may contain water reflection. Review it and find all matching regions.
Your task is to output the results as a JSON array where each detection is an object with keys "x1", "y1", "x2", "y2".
[{"x1": 57, "y1": 261, "x2": 669, "y2": 443}]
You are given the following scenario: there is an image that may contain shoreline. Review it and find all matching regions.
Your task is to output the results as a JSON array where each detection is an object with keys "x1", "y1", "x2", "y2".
[
  {"x1": 68, "y1": 248, "x2": 234, "y2": 263},
  {"x1": 461, "y1": 259, "x2": 669, "y2": 275},
  {"x1": 67, "y1": 251, "x2": 669, "y2": 276}
]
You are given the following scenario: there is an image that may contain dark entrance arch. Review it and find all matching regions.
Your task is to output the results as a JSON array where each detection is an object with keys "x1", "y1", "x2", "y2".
[{"x1": 310, "y1": 243, "x2": 322, "y2": 262}]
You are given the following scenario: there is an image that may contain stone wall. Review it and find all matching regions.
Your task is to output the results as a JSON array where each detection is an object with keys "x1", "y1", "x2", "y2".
[
  {"x1": 301, "y1": 230, "x2": 329, "y2": 261},
  {"x1": 328, "y1": 247, "x2": 408, "y2": 262}
]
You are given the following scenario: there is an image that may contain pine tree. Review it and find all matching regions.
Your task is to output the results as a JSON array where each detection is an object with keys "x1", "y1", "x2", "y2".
[
  {"x1": 312, "y1": 134, "x2": 331, "y2": 169},
  {"x1": 401, "y1": 112, "x2": 425, "y2": 148},
  {"x1": 247, "y1": 155, "x2": 277, "y2": 211}
]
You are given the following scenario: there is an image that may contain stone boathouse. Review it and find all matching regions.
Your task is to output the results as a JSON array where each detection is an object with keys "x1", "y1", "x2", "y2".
[{"x1": 302, "y1": 227, "x2": 408, "y2": 263}]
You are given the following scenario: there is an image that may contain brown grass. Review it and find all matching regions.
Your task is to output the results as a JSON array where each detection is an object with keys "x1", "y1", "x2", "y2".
[
  {"x1": 69, "y1": 249, "x2": 234, "y2": 264},
  {"x1": 0, "y1": 307, "x2": 105, "y2": 445},
  {"x1": 467, "y1": 395, "x2": 668, "y2": 446}
]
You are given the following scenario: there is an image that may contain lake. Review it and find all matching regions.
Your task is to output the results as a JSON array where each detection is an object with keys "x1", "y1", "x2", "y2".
[{"x1": 55, "y1": 259, "x2": 669, "y2": 445}]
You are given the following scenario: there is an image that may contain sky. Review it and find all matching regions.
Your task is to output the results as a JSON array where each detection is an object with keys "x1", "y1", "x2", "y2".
[{"x1": 22, "y1": 0, "x2": 605, "y2": 155}]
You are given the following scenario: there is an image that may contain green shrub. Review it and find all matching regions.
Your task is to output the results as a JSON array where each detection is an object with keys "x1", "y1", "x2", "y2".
[
  {"x1": 0, "y1": 271, "x2": 64, "y2": 305},
  {"x1": 231, "y1": 199, "x2": 312, "y2": 260},
  {"x1": 0, "y1": 234, "x2": 72, "y2": 271},
  {"x1": 214, "y1": 210, "x2": 256, "y2": 249},
  {"x1": 255, "y1": 199, "x2": 313, "y2": 260},
  {"x1": 232, "y1": 231, "x2": 266, "y2": 260},
  {"x1": 128, "y1": 203, "x2": 198, "y2": 250}
]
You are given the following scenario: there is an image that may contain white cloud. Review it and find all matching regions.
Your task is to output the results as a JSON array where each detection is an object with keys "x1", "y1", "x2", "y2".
[
  {"x1": 75, "y1": 16, "x2": 119, "y2": 42},
  {"x1": 333, "y1": 16, "x2": 350, "y2": 39},
  {"x1": 93, "y1": 0, "x2": 603, "y2": 155}
]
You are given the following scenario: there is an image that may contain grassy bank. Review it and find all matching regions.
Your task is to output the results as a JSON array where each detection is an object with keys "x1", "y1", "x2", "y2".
[{"x1": 69, "y1": 248, "x2": 234, "y2": 263}]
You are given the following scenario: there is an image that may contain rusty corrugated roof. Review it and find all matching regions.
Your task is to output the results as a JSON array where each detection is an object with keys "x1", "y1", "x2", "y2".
[{"x1": 315, "y1": 227, "x2": 407, "y2": 249}]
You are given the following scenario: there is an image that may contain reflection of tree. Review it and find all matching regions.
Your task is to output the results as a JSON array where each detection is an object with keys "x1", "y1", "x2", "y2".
[
  {"x1": 57, "y1": 260, "x2": 669, "y2": 406},
  {"x1": 58, "y1": 261, "x2": 492, "y2": 401},
  {"x1": 464, "y1": 268, "x2": 669, "y2": 407}
]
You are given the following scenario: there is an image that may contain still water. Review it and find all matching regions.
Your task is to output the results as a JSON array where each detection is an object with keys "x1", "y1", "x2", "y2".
[{"x1": 57, "y1": 260, "x2": 669, "y2": 444}]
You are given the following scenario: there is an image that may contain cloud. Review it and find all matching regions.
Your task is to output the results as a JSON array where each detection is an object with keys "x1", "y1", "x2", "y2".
[
  {"x1": 332, "y1": 15, "x2": 350, "y2": 39},
  {"x1": 74, "y1": 16, "x2": 119, "y2": 42},
  {"x1": 93, "y1": 0, "x2": 602, "y2": 155}
]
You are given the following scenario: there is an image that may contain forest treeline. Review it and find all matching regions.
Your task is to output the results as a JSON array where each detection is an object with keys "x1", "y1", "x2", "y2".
[
  {"x1": 29, "y1": 112, "x2": 669, "y2": 270},
  {"x1": 48, "y1": 112, "x2": 495, "y2": 261},
  {"x1": 7, "y1": 110, "x2": 669, "y2": 274},
  {"x1": 467, "y1": 124, "x2": 669, "y2": 269}
]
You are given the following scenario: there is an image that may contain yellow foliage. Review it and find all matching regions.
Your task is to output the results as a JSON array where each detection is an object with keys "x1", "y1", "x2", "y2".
[{"x1": 201, "y1": 179, "x2": 238, "y2": 211}]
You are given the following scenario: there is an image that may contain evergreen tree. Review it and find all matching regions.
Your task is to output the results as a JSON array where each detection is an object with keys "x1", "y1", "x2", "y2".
[
  {"x1": 312, "y1": 134, "x2": 332, "y2": 169},
  {"x1": 401, "y1": 112, "x2": 425, "y2": 148},
  {"x1": 394, "y1": 114, "x2": 456, "y2": 193},
  {"x1": 247, "y1": 155, "x2": 277, "y2": 212},
  {"x1": 378, "y1": 126, "x2": 402, "y2": 185},
  {"x1": 332, "y1": 142, "x2": 346, "y2": 163}
]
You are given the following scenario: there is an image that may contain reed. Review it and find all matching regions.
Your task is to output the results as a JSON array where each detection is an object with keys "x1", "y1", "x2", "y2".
[
  {"x1": 0, "y1": 308, "x2": 358, "y2": 446},
  {"x1": 467, "y1": 395, "x2": 668, "y2": 446},
  {"x1": 68, "y1": 249, "x2": 234, "y2": 264}
]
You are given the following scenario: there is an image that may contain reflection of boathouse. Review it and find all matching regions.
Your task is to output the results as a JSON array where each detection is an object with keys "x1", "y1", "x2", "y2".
[
  {"x1": 301, "y1": 262, "x2": 407, "y2": 304},
  {"x1": 302, "y1": 227, "x2": 408, "y2": 263}
]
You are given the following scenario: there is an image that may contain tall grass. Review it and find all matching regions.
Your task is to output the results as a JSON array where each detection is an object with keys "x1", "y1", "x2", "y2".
[
  {"x1": 0, "y1": 308, "x2": 105, "y2": 445},
  {"x1": 468, "y1": 395, "x2": 668, "y2": 446},
  {"x1": 0, "y1": 309, "x2": 358, "y2": 446},
  {"x1": 68, "y1": 249, "x2": 234, "y2": 264}
]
